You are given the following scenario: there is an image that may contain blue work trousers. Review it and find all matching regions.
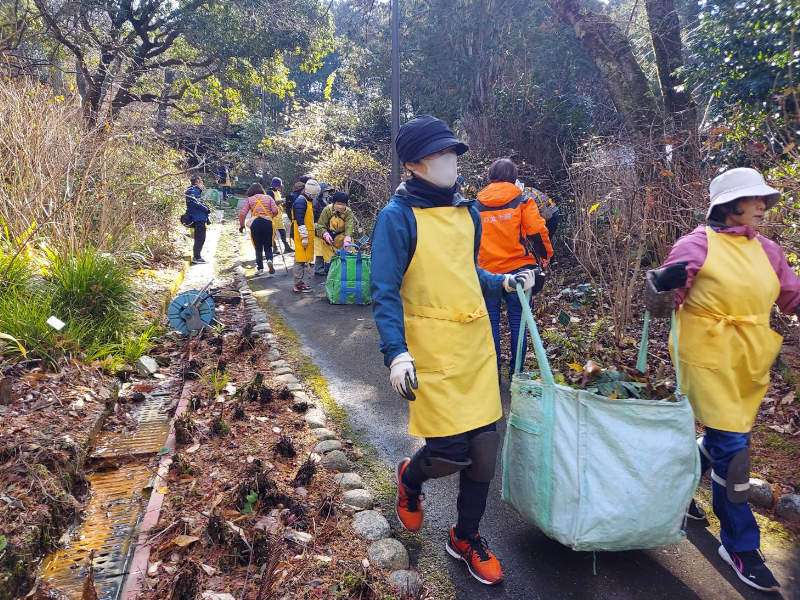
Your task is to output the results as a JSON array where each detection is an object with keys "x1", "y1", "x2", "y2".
[
  {"x1": 700, "y1": 427, "x2": 760, "y2": 552},
  {"x1": 484, "y1": 287, "x2": 527, "y2": 378}
]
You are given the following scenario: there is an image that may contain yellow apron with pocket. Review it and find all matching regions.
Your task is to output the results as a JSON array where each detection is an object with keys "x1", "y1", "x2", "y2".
[
  {"x1": 671, "y1": 227, "x2": 782, "y2": 432},
  {"x1": 292, "y1": 198, "x2": 315, "y2": 263},
  {"x1": 401, "y1": 206, "x2": 502, "y2": 437}
]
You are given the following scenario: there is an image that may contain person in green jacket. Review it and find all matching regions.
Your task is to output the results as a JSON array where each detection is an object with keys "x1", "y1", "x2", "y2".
[{"x1": 315, "y1": 191, "x2": 356, "y2": 275}]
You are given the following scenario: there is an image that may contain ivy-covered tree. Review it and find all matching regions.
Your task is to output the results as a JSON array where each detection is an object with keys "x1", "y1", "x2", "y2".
[{"x1": 31, "y1": 0, "x2": 334, "y2": 125}]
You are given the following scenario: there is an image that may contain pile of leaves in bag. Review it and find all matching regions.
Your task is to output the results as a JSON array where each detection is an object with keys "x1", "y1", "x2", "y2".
[{"x1": 564, "y1": 360, "x2": 679, "y2": 401}]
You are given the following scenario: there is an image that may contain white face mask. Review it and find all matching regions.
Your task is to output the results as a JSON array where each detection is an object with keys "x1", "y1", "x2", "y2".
[
  {"x1": 413, "y1": 152, "x2": 458, "y2": 189},
  {"x1": 515, "y1": 179, "x2": 524, "y2": 192}
]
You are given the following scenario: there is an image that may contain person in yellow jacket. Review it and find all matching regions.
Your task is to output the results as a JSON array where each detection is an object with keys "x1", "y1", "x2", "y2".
[
  {"x1": 315, "y1": 191, "x2": 356, "y2": 275},
  {"x1": 371, "y1": 116, "x2": 537, "y2": 586},
  {"x1": 646, "y1": 167, "x2": 800, "y2": 593},
  {"x1": 290, "y1": 179, "x2": 320, "y2": 294}
]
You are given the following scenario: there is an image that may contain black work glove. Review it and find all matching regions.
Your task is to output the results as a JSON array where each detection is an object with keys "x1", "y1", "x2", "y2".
[{"x1": 651, "y1": 262, "x2": 688, "y2": 292}]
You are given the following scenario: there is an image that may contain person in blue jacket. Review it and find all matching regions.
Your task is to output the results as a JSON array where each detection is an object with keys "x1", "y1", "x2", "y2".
[
  {"x1": 185, "y1": 175, "x2": 211, "y2": 264},
  {"x1": 370, "y1": 115, "x2": 537, "y2": 586}
]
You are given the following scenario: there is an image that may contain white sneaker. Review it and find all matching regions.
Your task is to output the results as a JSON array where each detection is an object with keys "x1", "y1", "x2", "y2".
[{"x1": 255, "y1": 268, "x2": 264, "y2": 276}]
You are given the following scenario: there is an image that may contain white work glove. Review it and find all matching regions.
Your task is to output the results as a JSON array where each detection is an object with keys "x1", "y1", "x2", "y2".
[
  {"x1": 343, "y1": 235, "x2": 353, "y2": 246},
  {"x1": 389, "y1": 352, "x2": 418, "y2": 401},
  {"x1": 298, "y1": 225, "x2": 309, "y2": 248},
  {"x1": 503, "y1": 269, "x2": 536, "y2": 293},
  {"x1": 323, "y1": 232, "x2": 334, "y2": 245}
]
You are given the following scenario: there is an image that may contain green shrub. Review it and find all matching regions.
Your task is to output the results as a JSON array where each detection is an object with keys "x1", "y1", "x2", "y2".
[{"x1": 47, "y1": 247, "x2": 133, "y2": 324}]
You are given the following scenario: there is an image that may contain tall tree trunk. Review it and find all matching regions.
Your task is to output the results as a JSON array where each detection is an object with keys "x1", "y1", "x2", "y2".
[
  {"x1": 644, "y1": 0, "x2": 696, "y2": 136},
  {"x1": 547, "y1": 0, "x2": 658, "y2": 136},
  {"x1": 155, "y1": 69, "x2": 175, "y2": 132}
]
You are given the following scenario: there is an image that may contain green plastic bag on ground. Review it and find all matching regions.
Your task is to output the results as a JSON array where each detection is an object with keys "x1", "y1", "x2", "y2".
[
  {"x1": 325, "y1": 248, "x2": 371, "y2": 305},
  {"x1": 501, "y1": 289, "x2": 700, "y2": 551}
]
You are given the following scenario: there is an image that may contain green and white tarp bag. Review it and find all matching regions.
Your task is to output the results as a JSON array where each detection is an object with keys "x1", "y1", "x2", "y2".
[{"x1": 501, "y1": 288, "x2": 700, "y2": 551}]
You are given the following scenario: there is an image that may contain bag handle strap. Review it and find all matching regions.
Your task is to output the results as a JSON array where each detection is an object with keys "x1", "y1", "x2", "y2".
[
  {"x1": 636, "y1": 310, "x2": 682, "y2": 395},
  {"x1": 513, "y1": 284, "x2": 555, "y2": 386}
]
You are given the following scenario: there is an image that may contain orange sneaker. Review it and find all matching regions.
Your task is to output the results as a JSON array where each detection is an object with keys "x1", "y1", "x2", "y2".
[
  {"x1": 446, "y1": 526, "x2": 503, "y2": 585},
  {"x1": 395, "y1": 458, "x2": 424, "y2": 532}
]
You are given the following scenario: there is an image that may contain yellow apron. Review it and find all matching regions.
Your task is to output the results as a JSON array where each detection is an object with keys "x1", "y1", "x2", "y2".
[
  {"x1": 273, "y1": 191, "x2": 285, "y2": 231},
  {"x1": 292, "y1": 198, "x2": 314, "y2": 264},
  {"x1": 672, "y1": 227, "x2": 782, "y2": 432},
  {"x1": 401, "y1": 206, "x2": 502, "y2": 437},
  {"x1": 314, "y1": 235, "x2": 334, "y2": 262}
]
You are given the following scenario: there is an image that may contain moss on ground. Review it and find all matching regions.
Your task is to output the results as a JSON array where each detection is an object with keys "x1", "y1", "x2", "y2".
[
  {"x1": 761, "y1": 430, "x2": 799, "y2": 454},
  {"x1": 255, "y1": 296, "x2": 456, "y2": 600},
  {"x1": 695, "y1": 485, "x2": 797, "y2": 549}
]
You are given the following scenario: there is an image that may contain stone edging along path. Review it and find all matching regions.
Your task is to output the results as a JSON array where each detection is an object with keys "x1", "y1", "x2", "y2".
[{"x1": 234, "y1": 266, "x2": 424, "y2": 597}]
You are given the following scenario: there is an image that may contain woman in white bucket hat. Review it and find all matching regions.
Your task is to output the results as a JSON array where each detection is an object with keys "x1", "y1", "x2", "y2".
[{"x1": 645, "y1": 167, "x2": 800, "y2": 593}]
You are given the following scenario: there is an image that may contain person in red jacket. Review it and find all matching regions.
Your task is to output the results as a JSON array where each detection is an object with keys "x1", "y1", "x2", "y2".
[{"x1": 476, "y1": 158, "x2": 553, "y2": 380}]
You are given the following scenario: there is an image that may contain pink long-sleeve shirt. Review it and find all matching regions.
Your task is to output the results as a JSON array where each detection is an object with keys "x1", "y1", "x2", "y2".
[
  {"x1": 663, "y1": 224, "x2": 800, "y2": 314},
  {"x1": 239, "y1": 194, "x2": 279, "y2": 227}
]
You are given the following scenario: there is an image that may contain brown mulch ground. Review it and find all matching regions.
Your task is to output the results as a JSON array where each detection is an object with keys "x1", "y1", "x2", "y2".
[{"x1": 137, "y1": 278, "x2": 398, "y2": 600}]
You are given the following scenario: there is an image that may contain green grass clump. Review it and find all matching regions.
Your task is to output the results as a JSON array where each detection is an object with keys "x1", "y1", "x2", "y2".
[
  {"x1": 0, "y1": 289, "x2": 64, "y2": 366},
  {"x1": 47, "y1": 247, "x2": 133, "y2": 324}
]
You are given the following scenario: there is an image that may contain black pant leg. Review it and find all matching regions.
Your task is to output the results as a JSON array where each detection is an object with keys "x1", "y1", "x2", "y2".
[
  {"x1": 455, "y1": 473, "x2": 491, "y2": 538},
  {"x1": 253, "y1": 219, "x2": 275, "y2": 270},
  {"x1": 193, "y1": 222, "x2": 206, "y2": 259}
]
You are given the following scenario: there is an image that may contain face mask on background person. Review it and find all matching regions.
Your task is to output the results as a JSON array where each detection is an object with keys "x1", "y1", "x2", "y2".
[
  {"x1": 411, "y1": 151, "x2": 458, "y2": 188},
  {"x1": 515, "y1": 179, "x2": 524, "y2": 192}
]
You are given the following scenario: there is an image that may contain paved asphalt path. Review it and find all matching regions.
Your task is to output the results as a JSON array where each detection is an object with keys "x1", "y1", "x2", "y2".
[{"x1": 241, "y1": 242, "x2": 798, "y2": 600}]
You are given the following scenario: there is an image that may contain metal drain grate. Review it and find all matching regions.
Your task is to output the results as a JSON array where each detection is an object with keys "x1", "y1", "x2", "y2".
[
  {"x1": 40, "y1": 464, "x2": 153, "y2": 598},
  {"x1": 92, "y1": 392, "x2": 174, "y2": 459}
]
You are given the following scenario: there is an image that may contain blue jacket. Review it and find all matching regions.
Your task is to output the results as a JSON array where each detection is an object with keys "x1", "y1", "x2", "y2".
[
  {"x1": 370, "y1": 183, "x2": 506, "y2": 367},
  {"x1": 185, "y1": 185, "x2": 211, "y2": 224},
  {"x1": 292, "y1": 194, "x2": 311, "y2": 225}
]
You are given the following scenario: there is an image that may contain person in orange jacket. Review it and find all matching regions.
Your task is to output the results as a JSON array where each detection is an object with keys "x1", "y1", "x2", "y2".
[{"x1": 476, "y1": 158, "x2": 553, "y2": 379}]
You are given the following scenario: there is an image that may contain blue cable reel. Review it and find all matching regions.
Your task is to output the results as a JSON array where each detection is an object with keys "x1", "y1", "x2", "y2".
[{"x1": 167, "y1": 282, "x2": 215, "y2": 336}]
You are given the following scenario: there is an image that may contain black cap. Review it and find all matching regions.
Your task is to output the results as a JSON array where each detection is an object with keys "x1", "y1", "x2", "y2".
[
  {"x1": 331, "y1": 191, "x2": 349, "y2": 204},
  {"x1": 395, "y1": 115, "x2": 468, "y2": 164}
]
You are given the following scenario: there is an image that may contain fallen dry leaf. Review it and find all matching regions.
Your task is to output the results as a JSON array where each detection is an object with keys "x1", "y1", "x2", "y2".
[
  {"x1": 780, "y1": 391, "x2": 795, "y2": 406},
  {"x1": 171, "y1": 534, "x2": 200, "y2": 547},
  {"x1": 767, "y1": 424, "x2": 792, "y2": 434},
  {"x1": 186, "y1": 441, "x2": 200, "y2": 453}
]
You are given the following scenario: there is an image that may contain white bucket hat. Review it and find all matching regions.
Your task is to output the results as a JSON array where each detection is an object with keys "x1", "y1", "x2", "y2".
[{"x1": 707, "y1": 167, "x2": 781, "y2": 219}]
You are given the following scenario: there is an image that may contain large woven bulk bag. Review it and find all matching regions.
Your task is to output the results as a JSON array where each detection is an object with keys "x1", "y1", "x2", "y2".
[{"x1": 501, "y1": 291, "x2": 700, "y2": 551}]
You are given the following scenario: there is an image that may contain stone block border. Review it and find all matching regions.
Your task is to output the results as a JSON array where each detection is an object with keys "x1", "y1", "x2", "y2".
[{"x1": 235, "y1": 269, "x2": 424, "y2": 597}]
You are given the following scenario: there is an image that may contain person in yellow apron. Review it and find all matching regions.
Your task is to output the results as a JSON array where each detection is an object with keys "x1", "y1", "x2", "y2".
[
  {"x1": 290, "y1": 179, "x2": 320, "y2": 294},
  {"x1": 270, "y1": 177, "x2": 292, "y2": 254},
  {"x1": 646, "y1": 167, "x2": 800, "y2": 593},
  {"x1": 315, "y1": 191, "x2": 356, "y2": 275},
  {"x1": 371, "y1": 116, "x2": 537, "y2": 586}
]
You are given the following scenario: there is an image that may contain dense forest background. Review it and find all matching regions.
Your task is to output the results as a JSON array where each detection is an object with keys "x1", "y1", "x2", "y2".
[{"x1": 1, "y1": 0, "x2": 798, "y2": 338}]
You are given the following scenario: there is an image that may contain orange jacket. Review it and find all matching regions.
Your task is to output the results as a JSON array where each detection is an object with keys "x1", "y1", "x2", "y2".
[{"x1": 476, "y1": 181, "x2": 553, "y2": 274}]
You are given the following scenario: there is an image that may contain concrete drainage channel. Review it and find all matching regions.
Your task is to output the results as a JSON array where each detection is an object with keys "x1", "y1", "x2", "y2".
[{"x1": 39, "y1": 378, "x2": 186, "y2": 598}]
